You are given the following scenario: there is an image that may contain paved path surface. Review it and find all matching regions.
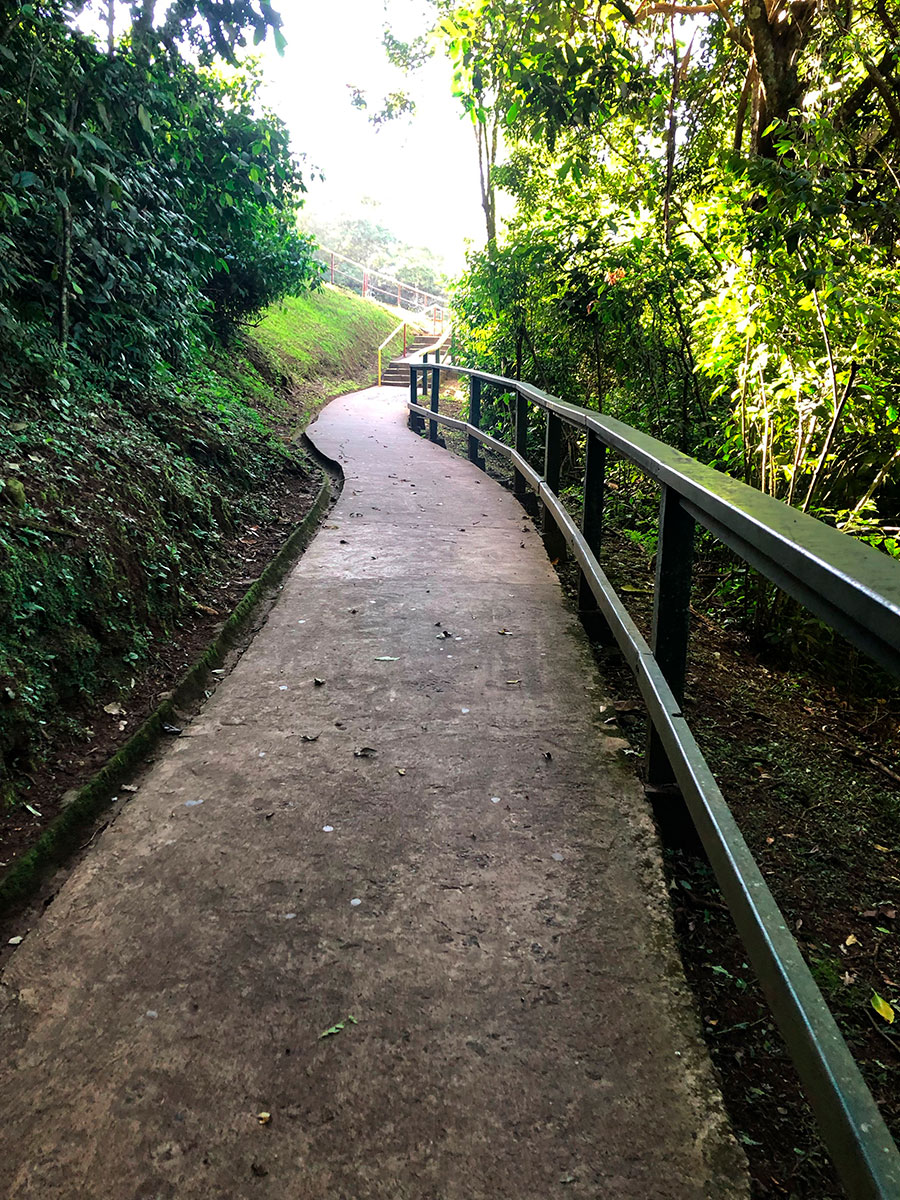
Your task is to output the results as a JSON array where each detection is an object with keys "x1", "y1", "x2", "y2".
[{"x1": 0, "y1": 386, "x2": 746, "y2": 1199}]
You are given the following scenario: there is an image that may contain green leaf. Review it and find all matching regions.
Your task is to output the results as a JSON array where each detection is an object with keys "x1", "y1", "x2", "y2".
[
  {"x1": 273, "y1": 27, "x2": 287, "y2": 54},
  {"x1": 319, "y1": 1014, "x2": 358, "y2": 1038},
  {"x1": 137, "y1": 105, "x2": 153, "y2": 135}
]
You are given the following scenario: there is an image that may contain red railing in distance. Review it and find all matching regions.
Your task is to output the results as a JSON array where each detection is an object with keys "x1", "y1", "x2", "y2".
[{"x1": 315, "y1": 246, "x2": 449, "y2": 315}]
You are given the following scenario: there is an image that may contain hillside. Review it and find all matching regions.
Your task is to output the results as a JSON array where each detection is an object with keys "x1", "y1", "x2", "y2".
[{"x1": 0, "y1": 287, "x2": 397, "y2": 830}]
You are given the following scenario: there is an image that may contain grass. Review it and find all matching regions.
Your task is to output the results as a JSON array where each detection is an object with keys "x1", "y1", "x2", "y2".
[{"x1": 250, "y1": 285, "x2": 400, "y2": 420}]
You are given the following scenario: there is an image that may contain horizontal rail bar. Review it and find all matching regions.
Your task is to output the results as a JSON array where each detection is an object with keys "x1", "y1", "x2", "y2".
[
  {"x1": 408, "y1": 367, "x2": 900, "y2": 1198},
  {"x1": 415, "y1": 363, "x2": 900, "y2": 677}
]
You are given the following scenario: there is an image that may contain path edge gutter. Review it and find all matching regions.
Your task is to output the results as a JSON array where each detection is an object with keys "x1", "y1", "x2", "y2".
[{"x1": 0, "y1": 440, "x2": 341, "y2": 916}]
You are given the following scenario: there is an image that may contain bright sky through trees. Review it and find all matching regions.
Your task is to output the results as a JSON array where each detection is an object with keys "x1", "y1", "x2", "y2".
[{"x1": 254, "y1": 0, "x2": 485, "y2": 273}]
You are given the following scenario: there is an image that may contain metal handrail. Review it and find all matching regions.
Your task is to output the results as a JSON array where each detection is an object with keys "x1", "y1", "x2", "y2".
[
  {"x1": 377, "y1": 309, "x2": 449, "y2": 385},
  {"x1": 408, "y1": 359, "x2": 900, "y2": 1199}
]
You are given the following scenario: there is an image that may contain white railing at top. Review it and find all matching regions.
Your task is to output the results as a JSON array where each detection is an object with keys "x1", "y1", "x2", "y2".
[{"x1": 315, "y1": 245, "x2": 449, "y2": 313}]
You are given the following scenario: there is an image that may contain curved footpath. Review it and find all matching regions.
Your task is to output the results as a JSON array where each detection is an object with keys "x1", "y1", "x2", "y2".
[{"x1": 0, "y1": 386, "x2": 747, "y2": 1198}]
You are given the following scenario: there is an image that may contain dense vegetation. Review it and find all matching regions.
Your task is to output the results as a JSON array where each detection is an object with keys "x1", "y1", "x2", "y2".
[
  {"x1": 0, "y1": 0, "x2": 327, "y2": 805},
  {"x1": 301, "y1": 210, "x2": 448, "y2": 297},
  {"x1": 386, "y1": 0, "x2": 900, "y2": 562}
]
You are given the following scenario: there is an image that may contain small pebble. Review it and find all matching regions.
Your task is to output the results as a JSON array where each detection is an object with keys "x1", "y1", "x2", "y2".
[
  {"x1": 322, "y1": 825, "x2": 334, "y2": 833},
  {"x1": 552, "y1": 852, "x2": 564, "y2": 862},
  {"x1": 350, "y1": 898, "x2": 362, "y2": 907},
  {"x1": 491, "y1": 797, "x2": 501, "y2": 804},
  {"x1": 146, "y1": 1010, "x2": 158, "y2": 1019}
]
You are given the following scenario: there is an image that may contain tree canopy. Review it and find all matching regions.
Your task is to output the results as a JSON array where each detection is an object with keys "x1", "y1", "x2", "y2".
[{"x1": 381, "y1": 0, "x2": 900, "y2": 548}]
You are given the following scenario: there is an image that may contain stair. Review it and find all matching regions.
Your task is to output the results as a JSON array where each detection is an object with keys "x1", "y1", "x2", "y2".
[{"x1": 380, "y1": 333, "x2": 450, "y2": 388}]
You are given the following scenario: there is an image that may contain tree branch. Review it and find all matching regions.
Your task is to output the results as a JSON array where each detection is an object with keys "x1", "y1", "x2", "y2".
[{"x1": 863, "y1": 55, "x2": 900, "y2": 140}]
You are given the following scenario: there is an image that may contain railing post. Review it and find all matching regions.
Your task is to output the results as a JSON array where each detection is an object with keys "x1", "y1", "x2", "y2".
[
  {"x1": 421, "y1": 352, "x2": 428, "y2": 395},
  {"x1": 403, "y1": 325, "x2": 407, "y2": 356},
  {"x1": 579, "y1": 430, "x2": 614, "y2": 643},
  {"x1": 646, "y1": 484, "x2": 695, "y2": 787},
  {"x1": 542, "y1": 410, "x2": 567, "y2": 562},
  {"x1": 378, "y1": 348, "x2": 382, "y2": 386},
  {"x1": 330, "y1": 252, "x2": 334, "y2": 284},
  {"x1": 514, "y1": 390, "x2": 528, "y2": 497},
  {"x1": 409, "y1": 366, "x2": 424, "y2": 434},
  {"x1": 468, "y1": 377, "x2": 484, "y2": 470},
  {"x1": 429, "y1": 365, "x2": 442, "y2": 444}
]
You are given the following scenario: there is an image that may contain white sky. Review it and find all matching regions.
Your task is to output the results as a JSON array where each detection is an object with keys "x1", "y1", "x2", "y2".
[{"x1": 255, "y1": 0, "x2": 486, "y2": 273}]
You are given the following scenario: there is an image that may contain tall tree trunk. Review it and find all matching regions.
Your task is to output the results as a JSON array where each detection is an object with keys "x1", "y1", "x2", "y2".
[{"x1": 742, "y1": 0, "x2": 814, "y2": 155}]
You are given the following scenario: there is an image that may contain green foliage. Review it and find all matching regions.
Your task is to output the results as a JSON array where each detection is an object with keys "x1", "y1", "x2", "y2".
[
  {"x1": 0, "y1": 1, "x2": 320, "y2": 377},
  {"x1": 302, "y1": 211, "x2": 447, "y2": 295},
  {"x1": 440, "y1": 0, "x2": 900, "y2": 554}
]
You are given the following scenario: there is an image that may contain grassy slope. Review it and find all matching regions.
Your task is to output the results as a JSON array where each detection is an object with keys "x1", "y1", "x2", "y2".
[
  {"x1": 250, "y1": 285, "x2": 402, "y2": 423},
  {"x1": 0, "y1": 286, "x2": 396, "y2": 805}
]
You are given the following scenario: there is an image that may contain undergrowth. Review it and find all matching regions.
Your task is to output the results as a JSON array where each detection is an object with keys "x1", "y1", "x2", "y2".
[{"x1": 0, "y1": 287, "x2": 396, "y2": 807}]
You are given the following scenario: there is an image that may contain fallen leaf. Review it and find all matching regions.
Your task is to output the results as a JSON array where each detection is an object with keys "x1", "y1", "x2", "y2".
[
  {"x1": 161, "y1": 723, "x2": 182, "y2": 735},
  {"x1": 299, "y1": 734, "x2": 319, "y2": 743},
  {"x1": 121, "y1": 785, "x2": 139, "y2": 793},
  {"x1": 542, "y1": 751, "x2": 552, "y2": 761},
  {"x1": 871, "y1": 992, "x2": 895, "y2": 1024},
  {"x1": 313, "y1": 678, "x2": 325, "y2": 687},
  {"x1": 841, "y1": 971, "x2": 856, "y2": 986},
  {"x1": 506, "y1": 679, "x2": 521, "y2": 686},
  {"x1": 845, "y1": 933, "x2": 860, "y2": 947},
  {"x1": 24, "y1": 803, "x2": 41, "y2": 817},
  {"x1": 497, "y1": 628, "x2": 512, "y2": 636},
  {"x1": 374, "y1": 656, "x2": 399, "y2": 662},
  {"x1": 319, "y1": 1014, "x2": 358, "y2": 1039},
  {"x1": 354, "y1": 747, "x2": 377, "y2": 758},
  {"x1": 103, "y1": 702, "x2": 123, "y2": 716},
  {"x1": 257, "y1": 1112, "x2": 271, "y2": 1125},
  {"x1": 195, "y1": 603, "x2": 219, "y2": 616},
  {"x1": 874, "y1": 844, "x2": 891, "y2": 853},
  {"x1": 8, "y1": 935, "x2": 23, "y2": 945},
  {"x1": 397, "y1": 768, "x2": 406, "y2": 776}
]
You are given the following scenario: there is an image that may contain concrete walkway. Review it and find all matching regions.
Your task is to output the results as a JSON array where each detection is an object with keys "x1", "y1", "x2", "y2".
[{"x1": 0, "y1": 386, "x2": 746, "y2": 1199}]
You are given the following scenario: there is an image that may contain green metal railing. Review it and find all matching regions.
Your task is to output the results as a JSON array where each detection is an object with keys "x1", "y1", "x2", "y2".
[{"x1": 408, "y1": 359, "x2": 900, "y2": 1200}]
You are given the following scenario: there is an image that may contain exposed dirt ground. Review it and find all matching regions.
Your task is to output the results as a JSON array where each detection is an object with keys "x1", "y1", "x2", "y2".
[{"x1": 433, "y1": 382, "x2": 900, "y2": 1198}]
